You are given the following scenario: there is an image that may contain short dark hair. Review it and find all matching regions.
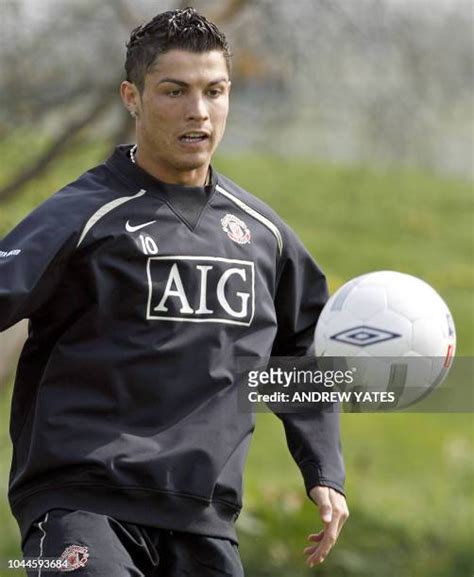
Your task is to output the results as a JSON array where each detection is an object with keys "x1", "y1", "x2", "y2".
[{"x1": 125, "y1": 7, "x2": 232, "y2": 93}]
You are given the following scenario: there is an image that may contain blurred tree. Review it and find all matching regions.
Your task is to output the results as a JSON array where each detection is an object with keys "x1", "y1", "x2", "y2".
[
  {"x1": 0, "y1": 0, "x2": 254, "y2": 202},
  {"x1": 0, "y1": 0, "x2": 471, "y2": 204}
]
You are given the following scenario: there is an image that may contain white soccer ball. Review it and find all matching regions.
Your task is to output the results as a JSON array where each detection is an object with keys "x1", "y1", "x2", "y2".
[{"x1": 314, "y1": 271, "x2": 456, "y2": 409}]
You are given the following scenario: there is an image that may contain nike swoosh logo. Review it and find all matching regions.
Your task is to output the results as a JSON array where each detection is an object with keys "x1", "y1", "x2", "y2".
[{"x1": 125, "y1": 220, "x2": 157, "y2": 232}]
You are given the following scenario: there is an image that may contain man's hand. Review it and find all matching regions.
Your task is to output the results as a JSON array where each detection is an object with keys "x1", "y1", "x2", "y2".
[{"x1": 304, "y1": 485, "x2": 349, "y2": 567}]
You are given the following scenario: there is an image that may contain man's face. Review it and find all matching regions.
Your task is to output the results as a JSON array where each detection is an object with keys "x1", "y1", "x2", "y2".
[{"x1": 125, "y1": 49, "x2": 230, "y2": 184}]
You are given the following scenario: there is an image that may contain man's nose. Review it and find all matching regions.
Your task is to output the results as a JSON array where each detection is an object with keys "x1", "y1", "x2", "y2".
[{"x1": 186, "y1": 94, "x2": 209, "y2": 121}]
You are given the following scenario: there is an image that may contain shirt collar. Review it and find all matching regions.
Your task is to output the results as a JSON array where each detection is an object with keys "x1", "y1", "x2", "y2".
[{"x1": 105, "y1": 144, "x2": 217, "y2": 199}]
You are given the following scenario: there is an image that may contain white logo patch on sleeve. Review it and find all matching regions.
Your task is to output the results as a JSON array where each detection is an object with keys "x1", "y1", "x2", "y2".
[{"x1": 0, "y1": 249, "x2": 21, "y2": 258}]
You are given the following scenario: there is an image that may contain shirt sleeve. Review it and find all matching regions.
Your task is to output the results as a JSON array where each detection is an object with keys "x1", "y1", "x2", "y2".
[
  {"x1": 271, "y1": 224, "x2": 346, "y2": 497},
  {"x1": 0, "y1": 195, "x2": 80, "y2": 332}
]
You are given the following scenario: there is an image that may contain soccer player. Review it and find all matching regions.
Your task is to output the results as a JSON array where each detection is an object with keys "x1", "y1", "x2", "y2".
[{"x1": 0, "y1": 8, "x2": 348, "y2": 576}]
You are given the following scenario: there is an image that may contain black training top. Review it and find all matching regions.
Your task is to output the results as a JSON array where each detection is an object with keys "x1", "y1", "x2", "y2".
[{"x1": 0, "y1": 145, "x2": 345, "y2": 546}]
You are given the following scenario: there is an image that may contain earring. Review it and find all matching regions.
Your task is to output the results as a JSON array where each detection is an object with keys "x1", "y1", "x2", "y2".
[{"x1": 130, "y1": 110, "x2": 136, "y2": 118}]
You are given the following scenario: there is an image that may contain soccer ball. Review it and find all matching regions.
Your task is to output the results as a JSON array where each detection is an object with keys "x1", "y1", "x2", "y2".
[{"x1": 314, "y1": 271, "x2": 456, "y2": 409}]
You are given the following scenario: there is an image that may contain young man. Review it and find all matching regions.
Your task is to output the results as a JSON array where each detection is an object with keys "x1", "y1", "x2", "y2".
[{"x1": 0, "y1": 8, "x2": 348, "y2": 576}]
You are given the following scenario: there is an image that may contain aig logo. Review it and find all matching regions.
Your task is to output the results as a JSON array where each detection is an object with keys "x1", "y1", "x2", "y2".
[{"x1": 146, "y1": 256, "x2": 255, "y2": 326}]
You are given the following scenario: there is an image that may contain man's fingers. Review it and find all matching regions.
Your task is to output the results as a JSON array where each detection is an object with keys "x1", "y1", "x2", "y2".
[
  {"x1": 336, "y1": 511, "x2": 348, "y2": 538},
  {"x1": 334, "y1": 501, "x2": 350, "y2": 537},
  {"x1": 305, "y1": 525, "x2": 338, "y2": 567},
  {"x1": 305, "y1": 505, "x2": 341, "y2": 566},
  {"x1": 305, "y1": 487, "x2": 349, "y2": 566},
  {"x1": 303, "y1": 530, "x2": 324, "y2": 555},
  {"x1": 307, "y1": 531, "x2": 324, "y2": 542}
]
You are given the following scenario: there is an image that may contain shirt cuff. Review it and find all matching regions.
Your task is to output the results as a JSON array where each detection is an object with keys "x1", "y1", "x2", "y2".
[{"x1": 299, "y1": 461, "x2": 346, "y2": 498}]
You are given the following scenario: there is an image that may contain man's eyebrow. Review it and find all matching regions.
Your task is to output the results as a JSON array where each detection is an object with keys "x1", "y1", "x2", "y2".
[
  {"x1": 208, "y1": 78, "x2": 229, "y2": 85},
  {"x1": 156, "y1": 77, "x2": 229, "y2": 86}
]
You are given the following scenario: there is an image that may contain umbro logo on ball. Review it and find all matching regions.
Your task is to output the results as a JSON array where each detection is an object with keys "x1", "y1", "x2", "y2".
[{"x1": 330, "y1": 326, "x2": 402, "y2": 347}]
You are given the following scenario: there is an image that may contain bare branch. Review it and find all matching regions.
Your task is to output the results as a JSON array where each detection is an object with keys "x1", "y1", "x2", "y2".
[
  {"x1": 3, "y1": 85, "x2": 92, "y2": 128},
  {"x1": 0, "y1": 92, "x2": 115, "y2": 203}
]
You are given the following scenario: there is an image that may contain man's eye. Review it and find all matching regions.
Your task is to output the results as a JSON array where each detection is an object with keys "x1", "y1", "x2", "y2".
[
  {"x1": 208, "y1": 89, "x2": 223, "y2": 98},
  {"x1": 168, "y1": 89, "x2": 183, "y2": 97}
]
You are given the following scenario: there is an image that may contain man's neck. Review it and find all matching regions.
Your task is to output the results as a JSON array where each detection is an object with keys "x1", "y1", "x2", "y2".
[{"x1": 133, "y1": 147, "x2": 210, "y2": 187}]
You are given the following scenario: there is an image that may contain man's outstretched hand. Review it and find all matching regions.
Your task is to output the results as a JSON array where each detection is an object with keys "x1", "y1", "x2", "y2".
[{"x1": 304, "y1": 485, "x2": 349, "y2": 567}]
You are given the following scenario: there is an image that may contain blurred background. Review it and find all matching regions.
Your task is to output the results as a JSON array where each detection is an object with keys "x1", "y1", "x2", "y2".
[{"x1": 0, "y1": 0, "x2": 472, "y2": 575}]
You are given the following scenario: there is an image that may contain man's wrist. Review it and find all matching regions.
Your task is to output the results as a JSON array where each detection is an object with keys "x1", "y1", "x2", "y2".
[{"x1": 300, "y1": 461, "x2": 345, "y2": 497}]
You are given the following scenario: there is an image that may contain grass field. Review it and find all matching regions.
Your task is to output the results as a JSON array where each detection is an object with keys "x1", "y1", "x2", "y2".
[{"x1": 0, "y1": 140, "x2": 472, "y2": 576}]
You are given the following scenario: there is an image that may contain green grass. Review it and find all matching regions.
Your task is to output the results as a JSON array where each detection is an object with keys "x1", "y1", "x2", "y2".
[
  {"x1": 240, "y1": 413, "x2": 473, "y2": 576},
  {"x1": 214, "y1": 154, "x2": 474, "y2": 354},
  {"x1": 0, "y1": 135, "x2": 110, "y2": 236},
  {"x1": 1, "y1": 141, "x2": 473, "y2": 576}
]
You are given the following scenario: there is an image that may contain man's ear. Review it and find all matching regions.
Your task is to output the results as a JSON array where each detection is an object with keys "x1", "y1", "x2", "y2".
[{"x1": 120, "y1": 81, "x2": 140, "y2": 118}]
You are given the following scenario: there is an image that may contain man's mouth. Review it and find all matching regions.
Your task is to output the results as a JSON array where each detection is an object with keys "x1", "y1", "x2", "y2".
[{"x1": 179, "y1": 131, "x2": 210, "y2": 143}]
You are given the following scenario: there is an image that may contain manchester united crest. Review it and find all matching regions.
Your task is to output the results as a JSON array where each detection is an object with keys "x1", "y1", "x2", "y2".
[
  {"x1": 59, "y1": 544, "x2": 89, "y2": 572},
  {"x1": 221, "y1": 214, "x2": 251, "y2": 245}
]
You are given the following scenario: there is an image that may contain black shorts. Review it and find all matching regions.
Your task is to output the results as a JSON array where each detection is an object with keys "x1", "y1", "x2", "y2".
[{"x1": 22, "y1": 509, "x2": 244, "y2": 576}]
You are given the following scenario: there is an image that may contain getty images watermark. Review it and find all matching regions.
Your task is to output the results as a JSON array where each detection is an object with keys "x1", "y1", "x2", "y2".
[
  {"x1": 236, "y1": 356, "x2": 474, "y2": 413},
  {"x1": 246, "y1": 366, "x2": 396, "y2": 404}
]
